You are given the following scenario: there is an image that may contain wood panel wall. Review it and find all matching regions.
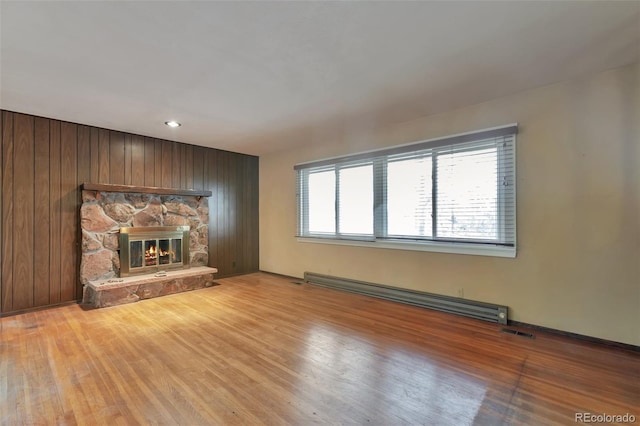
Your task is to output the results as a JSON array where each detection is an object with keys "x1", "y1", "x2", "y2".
[{"x1": 0, "y1": 110, "x2": 259, "y2": 314}]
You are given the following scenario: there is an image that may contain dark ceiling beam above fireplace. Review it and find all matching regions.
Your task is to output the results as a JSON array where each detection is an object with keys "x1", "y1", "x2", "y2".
[{"x1": 82, "y1": 183, "x2": 212, "y2": 197}]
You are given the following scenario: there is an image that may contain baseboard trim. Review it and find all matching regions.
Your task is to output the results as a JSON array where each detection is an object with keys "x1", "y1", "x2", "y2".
[
  {"x1": 259, "y1": 270, "x2": 304, "y2": 282},
  {"x1": 0, "y1": 300, "x2": 80, "y2": 318},
  {"x1": 508, "y1": 320, "x2": 639, "y2": 353},
  {"x1": 215, "y1": 270, "x2": 261, "y2": 279}
]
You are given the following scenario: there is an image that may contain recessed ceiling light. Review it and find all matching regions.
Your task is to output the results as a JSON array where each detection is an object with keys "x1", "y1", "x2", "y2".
[{"x1": 165, "y1": 120, "x2": 181, "y2": 128}]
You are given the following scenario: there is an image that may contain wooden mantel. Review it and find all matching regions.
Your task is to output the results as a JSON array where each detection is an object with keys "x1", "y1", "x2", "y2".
[{"x1": 82, "y1": 183, "x2": 212, "y2": 197}]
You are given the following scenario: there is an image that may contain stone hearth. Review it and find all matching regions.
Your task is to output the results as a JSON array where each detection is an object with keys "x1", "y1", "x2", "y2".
[{"x1": 83, "y1": 266, "x2": 218, "y2": 308}]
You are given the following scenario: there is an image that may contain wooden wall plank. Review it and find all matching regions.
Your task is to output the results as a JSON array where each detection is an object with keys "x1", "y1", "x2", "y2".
[
  {"x1": 206, "y1": 149, "x2": 218, "y2": 270},
  {"x1": 90, "y1": 127, "x2": 100, "y2": 184},
  {"x1": 242, "y1": 155, "x2": 251, "y2": 273},
  {"x1": 60, "y1": 122, "x2": 78, "y2": 302},
  {"x1": 144, "y1": 137, "x2": 155, "y2": 187},
  {"x1": 179, "y1": 144, "x2": 187, "y2": 188},
  {"x1": 193, "y1": 147, "x2": 204, "y2": 191},
  {"x1": 109, "y1": 131, "x2": 125, "y2": 185},
  {"x1": 219, "y1": 151, "x2": 229, "y2": 276},
  {"x1": 1, "y1": 112, "x2": 14, "y2": 312},
  {"x1": 154, "y1": 139, "x2": 163, "y2": 187},
  {"x1": 49, "y1": 121, "x2": 62, "y2": 304},
  {"x1": 131, "y1": 135, "x2": 145, "y2": 186},
  {"x1": 185, "y1": 145, "x2": 194, "y2": 189},
  {"x1": 213, "y1": 150, "x2": 223, "y2": 274},
  {"x1": 250, "y1": 156, "x2": 259, "y2": 271},
  {"x1": 77, "y1": 126, "x2": 91, "y2": 187},
  {"x1": 245, "y1": 155, "x2": 252, "y2": 272},
  {"x1": 98, "y1": 129, "x2": 110, "y2": 183},
  {"x1": 212, "y1": 150, "x2": 221, "y2": 274},
  {"x1": 230, "y1": 153, "x2": 239, "y2": 275},
  {"x1": 172, "y1": 142, "x2": 181, "y2": 189},
  {"x1": 124, "y1": 134, "x2": 132, "y2": 185},
  {"x1": 236, "y1": 156, "x2": 242, "y2": 270},
  {"x1": 34, "y1": 117, "x2": 51, "y2": 307},
  {"x1": 76, "y1": 126, "x2": 91, "y2": 300},
  {"x1": 202, "y1": 148, "x2": 209, "y2": 195},
  {"x1": 12, "y1": 113, "x2": 35, "y2": 310},
  {"x1": 161, "y1": 140, "x2": 172, "y2": 188},
  {"x1": 234, "y1": 154, "x2": 243, "y2": 274}
]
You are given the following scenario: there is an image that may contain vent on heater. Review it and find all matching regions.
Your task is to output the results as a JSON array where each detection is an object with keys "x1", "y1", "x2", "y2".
[{"x1": 304, "y1": 272, "x2": 508, "y2": 324}]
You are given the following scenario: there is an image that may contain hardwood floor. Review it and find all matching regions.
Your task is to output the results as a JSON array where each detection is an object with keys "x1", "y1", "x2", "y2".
[{"x1": 1, "y1": 272, "x2": 638, "y2": 425}]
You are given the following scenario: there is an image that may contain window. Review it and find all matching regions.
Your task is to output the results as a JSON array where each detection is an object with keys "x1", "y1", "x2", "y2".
[
  {"x1": 338, "y1": 164, "x2": 373, "y2": 235},
  {"x1": 296, "y1": 125, "x2": 517, "y2": 257}
]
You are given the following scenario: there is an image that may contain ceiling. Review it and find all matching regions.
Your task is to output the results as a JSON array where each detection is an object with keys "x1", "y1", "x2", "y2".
[{"x1": 1, "y1": 1, "x2": 638, "y2": 156}]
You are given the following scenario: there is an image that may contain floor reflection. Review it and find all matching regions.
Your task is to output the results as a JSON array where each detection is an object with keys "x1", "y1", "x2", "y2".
[{"x1": 295, "y1": 323, "x2": 487, "y2": 425}]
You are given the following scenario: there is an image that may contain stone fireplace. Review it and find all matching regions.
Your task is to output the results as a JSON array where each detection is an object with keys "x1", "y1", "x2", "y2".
[{"x1": 80, "y1": 184, "x2": 217, "y2": 308}]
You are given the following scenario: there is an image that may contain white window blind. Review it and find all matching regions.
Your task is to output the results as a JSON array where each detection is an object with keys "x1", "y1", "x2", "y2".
[
  {"x1": 338, "y1": 164, "x2": 373, "y2": 235},
  {"x1": 296, "y1": 125, "x2": 517, "y2": 254}
]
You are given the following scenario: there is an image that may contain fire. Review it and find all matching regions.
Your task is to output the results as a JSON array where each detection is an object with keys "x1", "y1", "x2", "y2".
[{"x1": 145, "y1": 243, "x2": 175, "y2": 266}]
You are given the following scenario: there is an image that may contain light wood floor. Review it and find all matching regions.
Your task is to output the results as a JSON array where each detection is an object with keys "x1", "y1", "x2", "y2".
[{"x1": 1, "y1": 272, "x2": 638, "y2": 425}]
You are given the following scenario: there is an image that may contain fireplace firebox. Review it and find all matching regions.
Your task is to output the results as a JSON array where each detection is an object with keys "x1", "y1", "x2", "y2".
[{"x1": 119, "y1": 226, "x2": 190, "y2": 277}]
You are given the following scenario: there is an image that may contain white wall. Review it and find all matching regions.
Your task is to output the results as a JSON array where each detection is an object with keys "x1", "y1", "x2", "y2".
[{"x1": 259, "y1": 64, "x2": 639, "y2": 346}]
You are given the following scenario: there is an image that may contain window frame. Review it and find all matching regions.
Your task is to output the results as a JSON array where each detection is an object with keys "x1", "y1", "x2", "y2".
[
  {"x1": 296, "y1": 124, "x2": 517, "y2": 258},
  {"x1": 299, "y1": 161, "x2": 376, "y2": 241}
]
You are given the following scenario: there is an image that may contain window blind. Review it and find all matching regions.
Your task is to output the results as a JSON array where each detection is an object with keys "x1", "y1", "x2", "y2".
[{"x1": 296, "y1": 124, "x2": 517, "y2": 250}]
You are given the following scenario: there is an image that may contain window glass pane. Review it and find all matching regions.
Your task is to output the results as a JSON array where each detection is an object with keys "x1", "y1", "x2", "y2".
[
  {"x1": 387, "y1": 156, "x2": 432, "y2": 237},
  {"x1": 308, "y1": 170, "x2": 336, "y2": 233},
  {"x1": 436, "y1": 147, "x2": 498, "y2": 240},
  {"x1": 338, "y1": 165, "x2": 373, "y2": 235}
]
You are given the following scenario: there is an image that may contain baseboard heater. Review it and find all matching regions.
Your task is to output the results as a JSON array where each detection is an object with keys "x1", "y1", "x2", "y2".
[{"x1": 304, "y1": 272, "x2": 508, "y2": 324}]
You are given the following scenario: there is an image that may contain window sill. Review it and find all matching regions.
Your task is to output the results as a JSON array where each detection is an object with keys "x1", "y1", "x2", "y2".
[{"x1": 296, "y1": 237, "x2": 516, "y2": 258}]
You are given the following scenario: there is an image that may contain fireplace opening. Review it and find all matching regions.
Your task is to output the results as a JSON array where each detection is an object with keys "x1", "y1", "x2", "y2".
[
  {"x1": 120, "y1": 226, "x2": 190, "y2": 277},
  {"x1": 130, "y1": 238, "x2": 182, "y2": 268}
]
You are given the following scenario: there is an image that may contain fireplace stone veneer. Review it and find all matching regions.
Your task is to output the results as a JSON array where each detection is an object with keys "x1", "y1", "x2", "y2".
[{"x1": 80, "y1": 188, "x2": 215, "y2": 307}]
